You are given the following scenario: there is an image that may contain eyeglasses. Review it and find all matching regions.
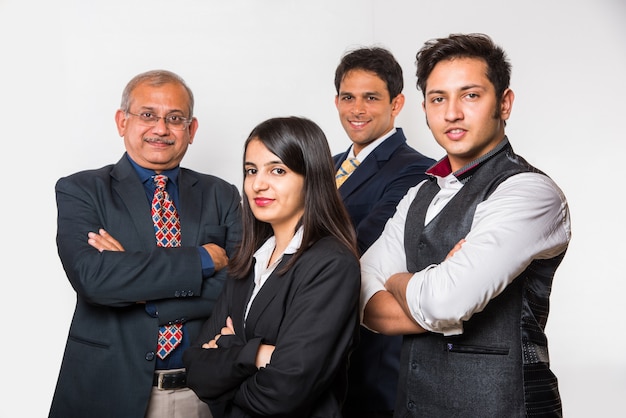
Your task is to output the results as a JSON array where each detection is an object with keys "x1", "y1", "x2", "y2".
[{"x1": 125, "y1": 111, "x2": 192, "y2": 131}]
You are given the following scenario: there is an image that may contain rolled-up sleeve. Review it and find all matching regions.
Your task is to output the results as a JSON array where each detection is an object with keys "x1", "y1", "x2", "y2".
[{"x1": 406, "y1": 173, "x2": 571, "y2": 335}]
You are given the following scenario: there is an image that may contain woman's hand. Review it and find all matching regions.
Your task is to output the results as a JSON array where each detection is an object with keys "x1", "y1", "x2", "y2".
[
  {"x1": 256, "y1": 344, "x2": 275, "y2": 369},
  {"x1": 202, "y1": 316, "x2": 235, "y2": 349}
]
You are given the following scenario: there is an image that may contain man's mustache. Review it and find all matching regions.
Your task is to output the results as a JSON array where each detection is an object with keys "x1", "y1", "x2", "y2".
[{"x1": 144, "y1": 137, "x2": 175, "y2": 145}]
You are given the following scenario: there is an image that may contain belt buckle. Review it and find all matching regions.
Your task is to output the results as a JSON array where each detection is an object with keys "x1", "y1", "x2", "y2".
[
  {"x1": 154, "y1": 369, "x2": 186, "y2": 390},
  {"x1": 156, "y1": 373, "x2": 166, "y2": 390}
]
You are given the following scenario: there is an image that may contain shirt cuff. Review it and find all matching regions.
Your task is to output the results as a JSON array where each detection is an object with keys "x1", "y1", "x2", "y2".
[
  {"x1": 145, "y1": 302, "x2": 158, "y2": 318},
  {"x1": 197, "y1": 247, "x2": 216, "y2": 278},
  {"x1": 406, "y1": 266, "x2": 463, "y2": 336}
]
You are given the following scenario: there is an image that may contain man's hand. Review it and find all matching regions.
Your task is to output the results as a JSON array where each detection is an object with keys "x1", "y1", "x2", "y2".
[
  {"x1": 446, "y1": 239, "x2": 465, "y2": 260},
  {"x1": 376, "y1": 238, "x2": 466, "y2": 332},
  {"x1": 202, "y1": 243, "x2": 229, "y2": 271},
  {"x1": 88, "y1": 229, "x2": 125, "y2": 252}
]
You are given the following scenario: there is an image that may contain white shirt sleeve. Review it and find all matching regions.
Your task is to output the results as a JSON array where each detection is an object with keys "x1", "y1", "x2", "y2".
[
  {"x1": 361, "y1": 172, "x2": 571, "y2": 336},
  {"x1": 359, "y1": 181, "x2": 425, "y2": 316}
]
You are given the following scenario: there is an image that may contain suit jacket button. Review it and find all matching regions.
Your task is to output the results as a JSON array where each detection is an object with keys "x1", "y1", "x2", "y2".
[
  {"x1": 145, "y1": 351, "x2": 155, "y2": 361},
  {"x1": 174, "y1": 290, "x2": 181, "y2": 297}
]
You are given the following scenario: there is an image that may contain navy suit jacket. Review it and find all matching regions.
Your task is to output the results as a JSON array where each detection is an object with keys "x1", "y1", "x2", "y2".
[
  {"x1": 334, "y1": 128, "x2": 435, "y2": 412},
  {"x1": 334, "y1": 128, "x2": 435, "y2": 255},
  {"x1": 49, "y1": 154, "x2": 242, "y2": 418}
]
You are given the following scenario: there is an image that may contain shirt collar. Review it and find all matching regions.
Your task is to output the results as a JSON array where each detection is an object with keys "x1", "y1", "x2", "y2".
[
  {"x1": 253, "y1": 226, "x2": 304, "y2": 263},
  {"x1": 347, "y1": 127, "x2": 397, "y2": 161},
  {"x1": 426, "y1": 137, "x2": 510, "y2": 183},
  {"x1": 126, "y1": 153, "x2": 180, "y2": 186}
]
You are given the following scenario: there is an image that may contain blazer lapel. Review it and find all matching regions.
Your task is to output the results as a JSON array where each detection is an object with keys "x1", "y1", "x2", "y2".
[
  {"x1": 338, "y1": 129, "x2": 407, "y2": 198},
  {"x1": 230, "y1": 271, "x2": 256, "y2": 341},
  {"x1": 243, "y1": 254, "x2": 294, "y2": 334},
  {"x1": 178, "y1": 169, "x2": 201, "y2": 246},
  {"x1": 110, "y1": 156, "x2": 155, "y2": 249}
]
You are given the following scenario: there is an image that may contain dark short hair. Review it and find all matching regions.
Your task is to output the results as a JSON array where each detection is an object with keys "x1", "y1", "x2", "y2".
[
  {"x1": 334, "y1": 46, "x2": 404, "y2": 100},
  {"x1": 415, "y1": 33, "x2": 511, "y2": 104}
]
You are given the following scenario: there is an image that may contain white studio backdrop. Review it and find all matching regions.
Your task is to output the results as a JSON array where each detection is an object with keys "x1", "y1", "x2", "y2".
[{"x1": 1, "y1": 1, "x2": 624, "y2": 416}]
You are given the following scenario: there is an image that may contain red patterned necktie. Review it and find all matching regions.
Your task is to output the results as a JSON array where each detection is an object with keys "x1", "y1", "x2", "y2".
[{"x1": 152, "y1": 174, "x2": 183, "y2": 359}]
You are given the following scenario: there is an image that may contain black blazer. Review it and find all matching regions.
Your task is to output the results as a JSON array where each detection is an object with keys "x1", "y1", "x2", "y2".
[
  {"x1": 184, "y1": 236, "x2": 361, "y2": 418},
  {"x1": 334, "y1": 128, "x2": 435, "y2": 412},
  {"x1": 49, "y1": 154, "x2": 242, "y2": 418}
]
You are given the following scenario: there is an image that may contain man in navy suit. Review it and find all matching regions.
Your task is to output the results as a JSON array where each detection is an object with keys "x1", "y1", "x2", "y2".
[
  {"x1": 333, "y1": 47, "x2": 435, "y2": 418},
  {"x1": 49, "y1": 70, "x2": 242, "y2": 418}
]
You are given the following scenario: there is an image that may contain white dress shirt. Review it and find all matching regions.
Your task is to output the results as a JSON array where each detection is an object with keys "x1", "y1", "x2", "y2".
[
  {"x1": 360, "y1": 168, "x2": 571, "y2": 336},
  {"x1": 244, "y1": 227, "x2": 304, "y2": 321},
  {"x1": 340, "y1": 128, "x2": 396, "y2": 162}
]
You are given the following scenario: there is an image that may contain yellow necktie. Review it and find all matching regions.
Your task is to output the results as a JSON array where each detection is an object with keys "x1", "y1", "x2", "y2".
[{"x1": 336, "y1": 158, "x2": 360, "y2": 188}]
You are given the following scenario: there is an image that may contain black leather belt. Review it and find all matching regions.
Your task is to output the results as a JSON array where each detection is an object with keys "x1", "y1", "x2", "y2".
[{"x1": 153, "y1": 370, "x2": 187, "y2": 390}]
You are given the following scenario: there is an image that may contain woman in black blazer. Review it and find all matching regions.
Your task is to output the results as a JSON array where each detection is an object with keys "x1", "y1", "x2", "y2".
[{"x1": 184, "y1": 117, "x2": 361, "y2": 417}]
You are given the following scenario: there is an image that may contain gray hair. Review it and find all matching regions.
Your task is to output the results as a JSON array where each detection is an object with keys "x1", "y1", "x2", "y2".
[{"x1": 120, "y1": 69, "x2": 194, "y2": 117}]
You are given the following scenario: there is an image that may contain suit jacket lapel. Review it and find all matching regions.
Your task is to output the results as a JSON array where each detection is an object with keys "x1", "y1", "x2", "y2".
[
  {"x1": 178, "y1": 169, "x2": 201, "y2": 246},
  {"x1": 243, "y1": 254, "x2": 294, "y2": 336},
  {"x1": 230, "y1": 272, "x2": 255, "y2": 340},
  {"x1": 334, "y1": 149, "x2": 350, "y2": 170},
  {"x1": 110, "y1": 156, "x2": 155, "y2": 249},
  {"x1": 338, "y1": 129, "x2": 407, "y2": 199}
]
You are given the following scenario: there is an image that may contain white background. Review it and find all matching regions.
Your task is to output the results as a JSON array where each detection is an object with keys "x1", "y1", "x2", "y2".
[{"x1": 1, "y1": 1, "x2": 624, "y2": 416}]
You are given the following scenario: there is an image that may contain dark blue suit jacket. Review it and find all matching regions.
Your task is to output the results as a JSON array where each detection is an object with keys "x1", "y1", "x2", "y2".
[
  {"x1": 334, "y1": 128, "x2": 435, "y2": 413},
  {"x1": 49, "y1": 154, "x2": 242, "y2": 418}
]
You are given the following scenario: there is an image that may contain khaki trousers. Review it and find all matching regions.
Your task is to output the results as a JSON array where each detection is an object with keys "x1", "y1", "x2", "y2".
[{"x1": 145, "y1": 386, "x2": 212, "y2": 418}]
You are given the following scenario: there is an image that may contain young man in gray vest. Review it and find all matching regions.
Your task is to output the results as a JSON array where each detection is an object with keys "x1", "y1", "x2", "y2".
[{"x1": 360, "y1": 33, "x2": 571, "y2": 417}]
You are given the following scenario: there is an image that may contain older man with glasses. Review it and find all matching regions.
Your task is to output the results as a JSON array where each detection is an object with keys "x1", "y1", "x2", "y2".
[{"x1": 49, "y1": 70, "x2": 243, "y2": 418}]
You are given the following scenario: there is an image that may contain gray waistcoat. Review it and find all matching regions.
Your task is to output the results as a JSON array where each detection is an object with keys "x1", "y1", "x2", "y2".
[{"x1": 398, "y1": 141, "x2": 564, "y2": 417}]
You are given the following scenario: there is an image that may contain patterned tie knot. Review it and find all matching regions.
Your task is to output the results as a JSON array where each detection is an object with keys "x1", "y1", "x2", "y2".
[
  {"x1": 154, "y1": 174, "x2": 168, "y2": 190},
  {"x1": 336, "y1": 158, "x2": 360, "y2": 188}
]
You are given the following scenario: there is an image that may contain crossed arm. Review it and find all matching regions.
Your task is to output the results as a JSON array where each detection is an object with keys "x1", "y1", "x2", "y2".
[
  {"x1": 202, "y1": 316, "x2": 275, "y2": 369},
  {"x1": 87, "y1": 228, "x2": 229, "y2": 271},
  {"x1": 89, "y1": 229, "x2": 272, "y2": 365},
  {"x1": 363, "y1": 239, "x2": 465, "y2": 335}
]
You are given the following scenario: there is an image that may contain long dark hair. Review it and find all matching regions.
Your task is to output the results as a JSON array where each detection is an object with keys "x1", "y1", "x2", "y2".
[{"x1": 229, "y1": 116, "x2": 358, "y2": 277}]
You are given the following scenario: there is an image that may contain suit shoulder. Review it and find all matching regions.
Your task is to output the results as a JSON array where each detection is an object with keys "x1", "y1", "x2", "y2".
[
  {"x1": 306, "y1": 236, "x2": 358, "y2": 264},
  {"x1": 180, "y1": 168, "x2": 239, "y2": 192},
  {"x1": 297, "y1": 237, "x2": 361, "y2": 289},
  {"x1": 391, "y1": 143, "x2": 436, "y2": 165},
  {"x1": 56, "y1": 164, "x2": 116, "y2": 188}
]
